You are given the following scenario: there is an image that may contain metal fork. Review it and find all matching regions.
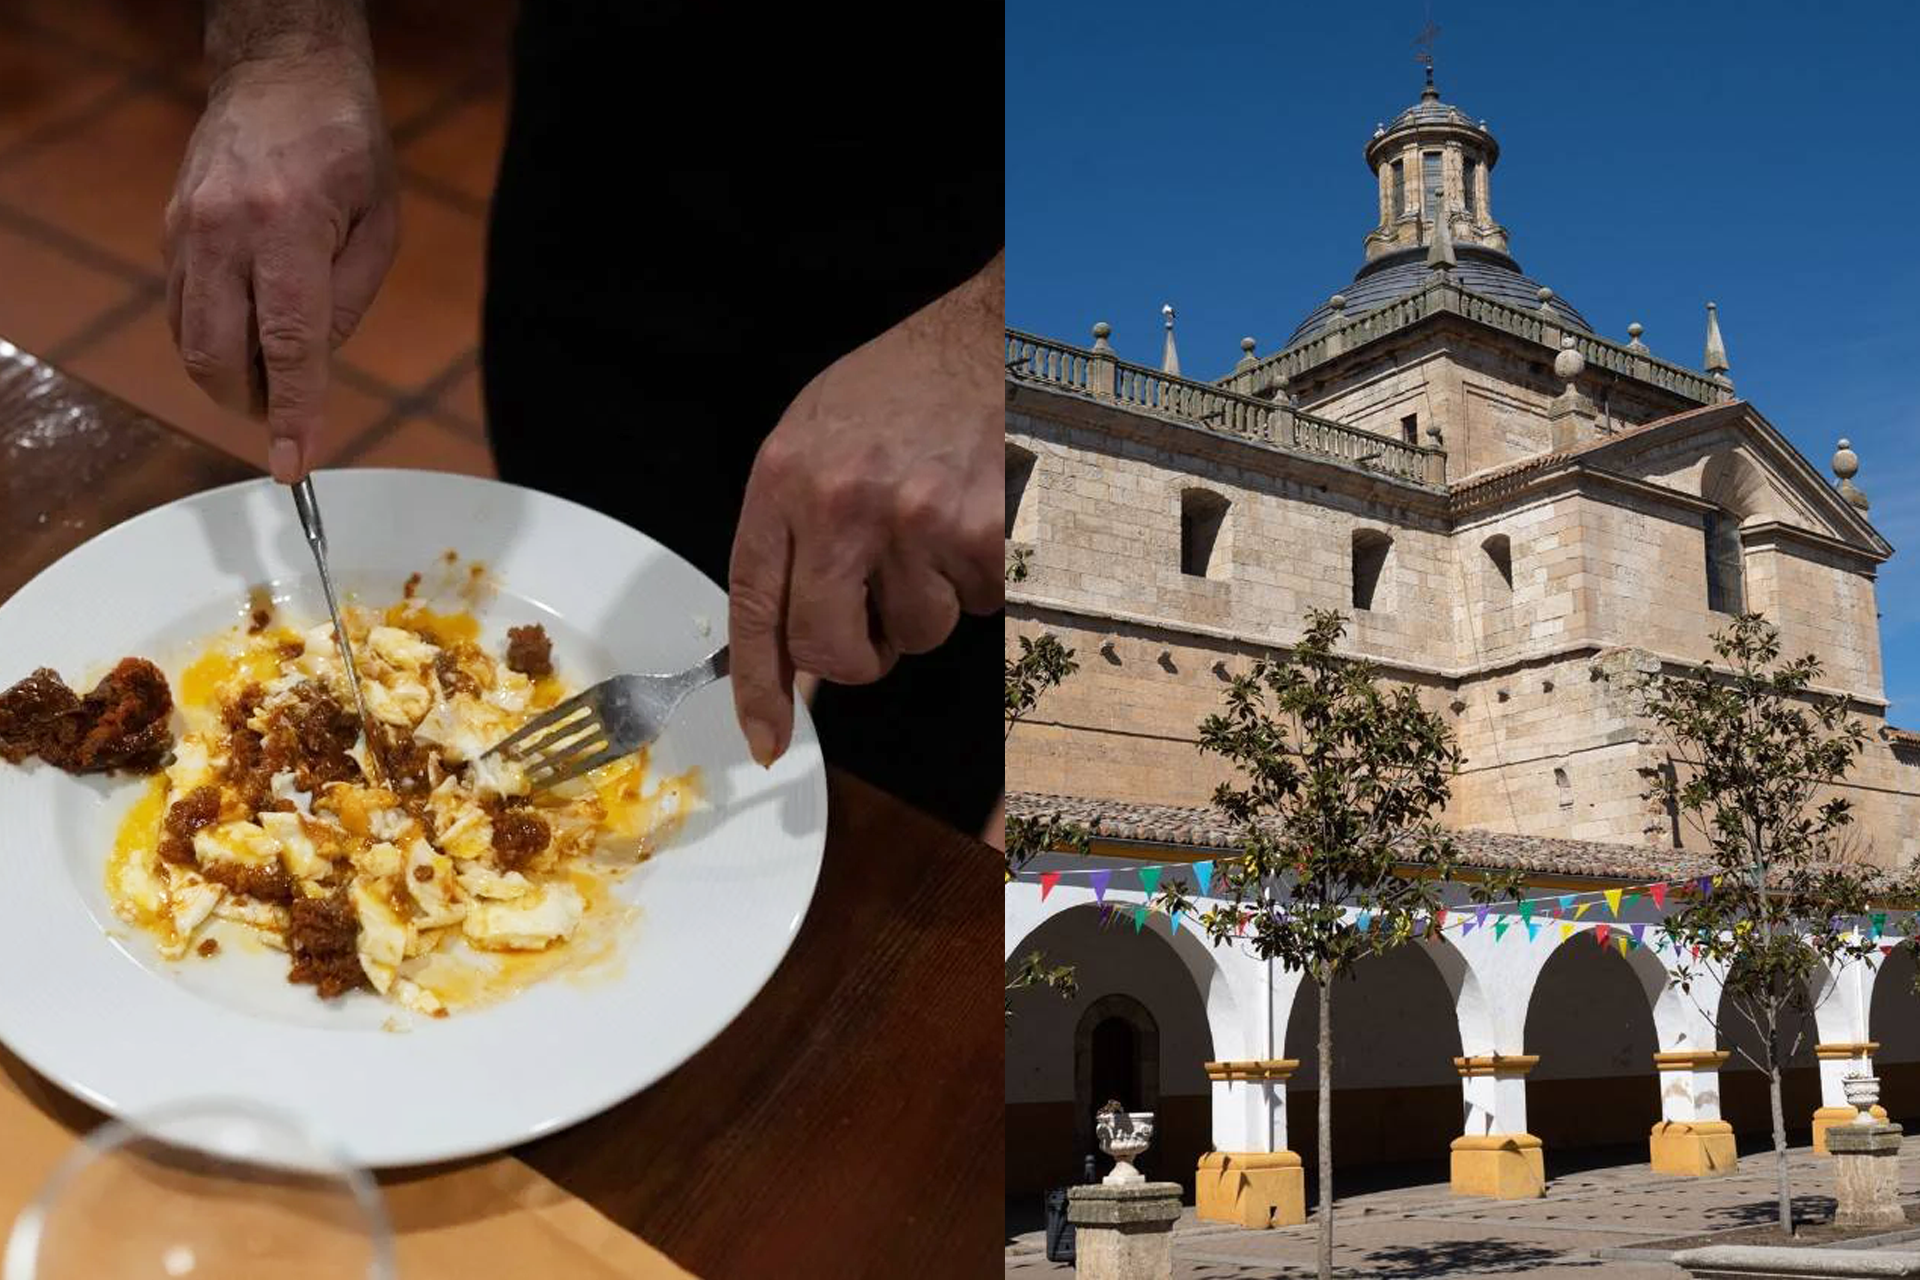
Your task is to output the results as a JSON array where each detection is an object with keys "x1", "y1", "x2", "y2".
[{"x1": 482, "y1": 646, "x2": 730, "y2": 790}]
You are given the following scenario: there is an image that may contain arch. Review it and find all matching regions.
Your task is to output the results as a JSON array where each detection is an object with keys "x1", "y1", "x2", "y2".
[
  {"x1": 1180, "y1": 487, "x2": 1229, "y2": 578},
  {"x1": 1006, "y1": 442, "x2": 1038, "y2": 541},
  {"x1": 1481, "y1": 533, "x2": 1513, "y2": 594},
  {"x1": 1522, "y1": 931, "x2": 1663, "y2": 1151},
  {"x1": 1283, "y1": 938, "x2": 1475, "y2": 1175},
  {"x1": 1870, "y1": 944, "x2": 1920, "y2": 1123},
  {"x1": 1698, "y1": 449, "x2": 1769, "y2": 524},
  {"x1": 1351, "y1": 528, "x2": 1393, "y2": 612},
  {"x1": 1076, "y1": 994, "x2": 1160, "y2": 1158},
  {"x1": 1004, "y1": 900, "x2": 1231, "y2": 1197}
]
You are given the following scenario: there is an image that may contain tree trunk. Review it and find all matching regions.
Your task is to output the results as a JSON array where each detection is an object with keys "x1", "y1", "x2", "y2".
[
  {"x1": 1318, "y1": 974, "x2": 1333, "y2": 1280},
  {"x1": 1768, "y1": 1038, "x2": 1792, "y2": 1236}
]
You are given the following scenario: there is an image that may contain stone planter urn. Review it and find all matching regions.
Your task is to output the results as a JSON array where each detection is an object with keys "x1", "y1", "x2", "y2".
[
  {"x1": 1843, "y1": 1073, "x2": 1881, "y2": 1125},
  {"x1": 1095, "y1": 1102, "x2": 1155, "y2": 1186}
]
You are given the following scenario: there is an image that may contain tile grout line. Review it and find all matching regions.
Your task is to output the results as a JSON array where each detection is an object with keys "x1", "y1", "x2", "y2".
[
  {"x1": 331, "y1": 347, "x2": 485, "y2": 465},
  {"x1": 41, "y1": 278, "x2": 166, "y2": 366}
]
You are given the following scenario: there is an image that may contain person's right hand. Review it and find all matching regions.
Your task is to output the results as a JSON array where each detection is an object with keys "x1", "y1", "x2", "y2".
[{"x1": 165, "y1": 48, "x2": 398, "y2": 483}]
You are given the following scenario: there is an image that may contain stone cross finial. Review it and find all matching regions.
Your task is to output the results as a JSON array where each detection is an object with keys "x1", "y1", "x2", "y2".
[
  {"x1": 1426, "y1": 198, "x2": 1456, "y2": 273},
  {"x1": 1160, "y1": 304, "x2": 1181, "y2": 376},
  {"x1": 1704, "y1": 302, "x2": 1734, "y2": 396},
  {"x1": 1626, "y1": 322, "x2": 1648, "y2": 353},
  {"x1": 1834, "y1": 438, "x2": 1870, "y2": 511},
  {"x1": 1235, "y1": 336, "x2": 1258, "y2": 373},
  {"x1": 1090, "y1": 321, "x2": 1113, "y2": 354}
]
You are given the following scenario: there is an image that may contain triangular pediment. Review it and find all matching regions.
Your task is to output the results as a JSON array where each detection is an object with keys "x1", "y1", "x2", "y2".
[{"x1": 1528, "y1": 402, "x2": 1889, "y2": 560}]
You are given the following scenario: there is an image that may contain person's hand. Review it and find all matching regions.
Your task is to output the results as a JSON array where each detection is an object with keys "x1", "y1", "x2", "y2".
[
  {"x1": 164, "y1": 46, "x2": 397, "y2": 482},
  {"x1": 729, "y1": 253, "x2": 1005, "y2": 767}
]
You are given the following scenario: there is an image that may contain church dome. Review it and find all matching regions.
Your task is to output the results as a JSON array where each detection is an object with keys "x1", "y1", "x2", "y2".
[
  {"x1": 1281, "y1": 70, "x2": 1590, "y2": 348},
  {"x1": 1285, "y1": 243, "x2": 1592, "y2": 346}
]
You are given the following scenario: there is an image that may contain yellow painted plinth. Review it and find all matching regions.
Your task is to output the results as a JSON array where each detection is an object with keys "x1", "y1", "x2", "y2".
[
  {"x1": 1195, "y1": 1151, "x2": 1306, "y2": 1229},
  {"x1": 1649, "y1": 1121, "x2": 1737, "y2": 1176},
  {"x1": 1449, "y1": 1134, "x2": 1545, "y2": 1199},
  {"x1": 1813, "y1": 1106, "x2": 1888, "y2": 1155}
]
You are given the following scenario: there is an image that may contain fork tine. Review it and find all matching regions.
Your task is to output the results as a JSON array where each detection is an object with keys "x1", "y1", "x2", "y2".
[
  {"x1": 526, "y1": 733, "x2": 614, "y2": 785},
  {"x1": 491, "y1": 694, "x2": 597, "y2": 759},
  {"x1": 534, "y1": 740, "x2": 636, "y2": 789}
]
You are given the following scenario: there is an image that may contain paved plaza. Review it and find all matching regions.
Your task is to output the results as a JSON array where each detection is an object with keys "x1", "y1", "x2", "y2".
[{"x1": 1006, "y1": 1142, "x2": 1920, "y2": 1277}]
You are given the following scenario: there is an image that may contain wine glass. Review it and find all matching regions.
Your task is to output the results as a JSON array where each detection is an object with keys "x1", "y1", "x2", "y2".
[{"x1": 5, "y1": 1099, "x2": 396, "y2": 1279}]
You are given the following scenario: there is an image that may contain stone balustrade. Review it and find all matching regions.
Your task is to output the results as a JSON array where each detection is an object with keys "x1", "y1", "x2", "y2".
[{"x1": 1005, "y1": 328, "x2": 1446, "y2": 489}]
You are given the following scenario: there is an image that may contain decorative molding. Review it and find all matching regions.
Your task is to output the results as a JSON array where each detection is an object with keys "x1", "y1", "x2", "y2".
[
  {"x1": 1654, "y1": 1050, "x2": 1731, "y2": 1071},
  {"x1": 1814, "y1": 1041, "x2": 1881, "y2": 1060},
  {"x1": 1453, "y1": 1054, "x2": 1540, "y2": 1077},
  {"x1": 1204, "y1": 1059, "x2": 1301, "y2": 1083}
]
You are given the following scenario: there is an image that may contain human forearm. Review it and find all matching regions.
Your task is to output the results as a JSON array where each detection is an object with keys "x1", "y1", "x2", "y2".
[{"x1": 206, "y1": 0, "x2": 371, "y2": 79}]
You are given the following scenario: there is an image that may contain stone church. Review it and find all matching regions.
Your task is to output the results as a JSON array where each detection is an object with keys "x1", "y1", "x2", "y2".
[{"x1": 1004, "y1": 71, "x2": 1920, "y2": 1225}]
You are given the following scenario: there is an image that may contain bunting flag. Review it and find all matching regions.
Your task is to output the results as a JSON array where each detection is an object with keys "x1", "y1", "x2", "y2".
[
  {"x1": 1623, "y1": 890, "x2": 1642, "y2": 911},
  {"x1": 1604, "y1": 889, "x2": 1623, "y2": 917},
  {"x1": 1170, "y1": 910, "x2": 1182, "y2": 935},
  {"x1": 1475, "y1": 903, "x2": 1490, "y2": 929},
  {"x1": 1884, "y1": 944, "x2": 1896, "y2": 957},
  {"x1": 1559, "y1": 923, "x2": 1573, "y2": 941},
  {"x1": 1557, "y1": 894, "x2": 1573, "y2": 917},
  {"x1": 1357, "y1": 910, "x2": 1373, "y2": 932},
  {"x1": 1595, "y1": 924, "x2": 1610, "y2": 947},
  {"x1": 1193, "y1": 861, "x2": 1214, "y2": 896},
  {"x1": 1133, "y1": 905, "x2": 1148, "y2": 933},
  {"x1": 1520, "y1": 901, "x2": 1535, "y2": 925},
  {"x1": 1039, "y1": 871, "x2": 1061, "y2": 901},
  {"x1": 1460, "y1": 918, "x2": 1477, "y2": 937},
  {"x1": 1139, "y1": 867, "x2": 1163, "y2": 898},
  {"x1": 1494, "y1": 919, "x2": 1511, "y2": 941},
  {"x1": 1873, "y1": 912, "x2": 1887, "y2": 938},
  {"x1": 1090, "y1": 870, "x2": 1112, "y2": 904},
  {"x1": 1526, "y1": 922, "x2": 1541, "y2": 942},
  {"x1": 1236, "y1": 912, "x2": 1250, "y2": 936},
  {"x1": 1573, "y1": 901, "x2": 1593, "y2": 921},
  {"x1": 1630, "y1": 924, "x2": 1645, "y2": 947},
  {"x1": 1650, "y1": 882, "x2": 1668, "y2": 909},
  {"x1": 1698, "y1": 876, "x2": 1714, "y2": 897},
  {"x1": 1435, "y1": 907, "x2": 1448, "y2": 931},
  {"x1": 1617, "y1": 937, "x2": 1632, "y2": 958},
  {"x1": 1097, "y1": 903, "x2": 1112, "y2": 926}
]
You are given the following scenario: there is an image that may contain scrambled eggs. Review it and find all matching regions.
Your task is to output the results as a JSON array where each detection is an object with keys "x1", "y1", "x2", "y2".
[{"x1": 108, "y1": 592, "x2": 695, "y2": 1016}]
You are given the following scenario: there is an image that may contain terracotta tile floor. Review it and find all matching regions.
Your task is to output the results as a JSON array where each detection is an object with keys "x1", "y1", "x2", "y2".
[{"x1": 0, "y1": 0, "x2": 516, "y2": 477}]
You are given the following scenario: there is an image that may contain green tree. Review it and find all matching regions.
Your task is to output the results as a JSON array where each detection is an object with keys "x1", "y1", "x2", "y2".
[
  {"x1": 1157, "y1": 610, "x2": 1511, "y2": 1280},
  {"x1": 1641, "y1": 613, "x2": 1879, "y2": 1236}
]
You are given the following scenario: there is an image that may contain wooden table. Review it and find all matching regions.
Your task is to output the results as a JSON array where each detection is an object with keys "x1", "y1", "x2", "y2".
[{"x1": 0, "y1": 343, "x2": 1002, "y2": 1278}]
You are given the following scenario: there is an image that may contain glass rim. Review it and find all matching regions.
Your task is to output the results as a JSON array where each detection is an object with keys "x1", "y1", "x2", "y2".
[{"x1": 4, "y1": 1097, "x2": 397, "y2": 1280}]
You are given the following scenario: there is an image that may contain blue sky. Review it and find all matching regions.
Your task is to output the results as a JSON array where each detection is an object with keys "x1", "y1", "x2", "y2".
[{"x1": 1008, "y1": 1, "x2": 1920, "y2": 715}]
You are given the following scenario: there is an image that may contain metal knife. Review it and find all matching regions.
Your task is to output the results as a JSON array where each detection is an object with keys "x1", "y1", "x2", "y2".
[{"x1": 290, "y1": 474, "x2": 384, "y2": 782}]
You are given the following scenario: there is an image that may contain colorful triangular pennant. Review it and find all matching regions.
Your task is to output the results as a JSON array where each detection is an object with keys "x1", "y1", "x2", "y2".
[
  {"x1": 1040, "y1": 871, "x2": 1061, "y2": 901},
  {"x1": 1139, "y1": 867, "x2": 1163, "y2": 897},
  {"x1": 1604, "y1": 889, "x2": 1622, "y2": 917},
  {"x1": 1133, "y1": 905, "x2": 1148, "y2": 933},
  {"x1": 1091, "y1": 870, "x2": 1112, "y2": 904},
  {"x1": 1193, "y1": 861, "x2": 1213, "y2": 897},
  {"x1": 1650, "y1": 882, "x2": 1668, "y2": 909}
]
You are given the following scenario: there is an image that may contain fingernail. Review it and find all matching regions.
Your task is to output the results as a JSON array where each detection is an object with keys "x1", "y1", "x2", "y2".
[
  {"x1": 269, "y1": 438, "x2": 301, "y2": 483},
  {"x1": 744, "y1": 719, "x2": 777, "y2": 768}
]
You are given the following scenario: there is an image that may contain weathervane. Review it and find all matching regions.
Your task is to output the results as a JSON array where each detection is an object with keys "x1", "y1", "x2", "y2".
[{"x1": 1414, "y1": 13, "x2": 1440, "y2": 85}]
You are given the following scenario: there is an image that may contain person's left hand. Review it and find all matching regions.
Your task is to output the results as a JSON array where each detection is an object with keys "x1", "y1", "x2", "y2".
[{"x1": 728, "y1": 252, "x2": 1005, "y2": 767}]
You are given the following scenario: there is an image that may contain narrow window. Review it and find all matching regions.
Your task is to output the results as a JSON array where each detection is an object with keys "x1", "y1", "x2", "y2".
[
  {"x1": 1400, "y1": 413, "x2": 1419, "y2": 445},
  {"x1": 1463, "y1": 158, "x2": 1479, "y2": 217},
  {"x1": 1181, "y1": 489, "x2": 1229, "y2": 578},
  {"x1": 1390, "y1": 159, "x2": 1405, "y2": 216},
  {"x1": 1704, "y1": 510, "x2": 1744, "y2": 614},
  {"x1": 1554, "y1": 766, "x2": 1572, "y2": 808},
  {"x1": 1422, "y1": 151, "x2": 1442, "y2": 222},
  {"x1": 1006, "y1": 444, "x2": 1037, "y2": 540},
  {"x1": 1482, "y1": 533, "x2": 1513, "y2": 592},
  {"x1": 1351, "y1": 530, "x2": 1392, "y2": 611}
]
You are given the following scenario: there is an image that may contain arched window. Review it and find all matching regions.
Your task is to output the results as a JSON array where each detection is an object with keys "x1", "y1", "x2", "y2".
[
  {"x1": 1180, "y1": 489, "x2": 1229, "y2": 578},
  {"x1": 1352, "y1": 529, "x2": 1392, "y2": 611},
  {"x1": 1703, "y1": 509, "x2": 1744, "y2": 615},
  {"x1": 1390, "y1": 159, "x2": 1406, "y2": 216},
  {"x1": 1006, "y1": 443, "x2": 1037, "y2": 541},
  {"x1": 1482, "y1": 533, "x2": 1513, "y2": 594}
]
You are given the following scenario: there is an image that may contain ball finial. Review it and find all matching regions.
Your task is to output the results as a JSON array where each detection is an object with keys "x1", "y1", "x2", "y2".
[
  {"x1": 1833, "y1": 439, "x2": 1859, "y2": 480},
  {"x1": 1552, "y1": 335, "x2": 1585, "y2": 382},
  {"x1": 1329, "y1": 293, "x2": 1347, "y2": 313},
  {"x1": 1628, "y1": 322, "x2": 1643, "y2": 338},
  {"x1": 1092, "y1": 321, "x2": 1111, "y2": 339},
  {"x1": 1538, "y1": 287, "x2": 1554, "y2": 303},
  {"x1": 1241, "y1": 337, "x2": 1256, "y2": 353}
]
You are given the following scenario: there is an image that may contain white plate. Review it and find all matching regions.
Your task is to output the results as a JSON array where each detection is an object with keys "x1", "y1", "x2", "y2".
[{"x1": 0, "y1": 470, "x2": 826, "y2": 1167}]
